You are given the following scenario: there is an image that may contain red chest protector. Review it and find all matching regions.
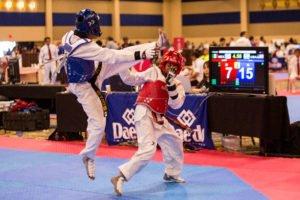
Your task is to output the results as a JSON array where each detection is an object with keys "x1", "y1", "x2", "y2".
[{"x1": 136, "y1": 80, "x2": 169, "y2": 114}]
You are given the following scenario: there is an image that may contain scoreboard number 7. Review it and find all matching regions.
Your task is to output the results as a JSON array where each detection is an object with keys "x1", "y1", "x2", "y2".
[{"x1": 225, "y1": 67, "x2": 233, "y2": 79}]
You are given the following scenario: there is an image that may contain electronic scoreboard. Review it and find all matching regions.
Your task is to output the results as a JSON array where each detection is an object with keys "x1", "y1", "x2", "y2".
[{"x1": 209, "y1": 47, "x2": 269, "y2": 94}]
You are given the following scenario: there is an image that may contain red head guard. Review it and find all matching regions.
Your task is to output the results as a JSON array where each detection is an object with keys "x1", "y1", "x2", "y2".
[{"x1": 159, "y1": 50, "x2": 185, "y2": 75}]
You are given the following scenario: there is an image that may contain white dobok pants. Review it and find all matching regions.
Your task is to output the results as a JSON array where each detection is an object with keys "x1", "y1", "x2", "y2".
[
  {"x1": 68, "y1": 82, "x2": 106, "y2": 160},
  {"x1": 119, "y1": 110, "x2": 184, "y2": 181},
  {"x1": 43, "y1": 63, "x2": 57, "y2": 84}
]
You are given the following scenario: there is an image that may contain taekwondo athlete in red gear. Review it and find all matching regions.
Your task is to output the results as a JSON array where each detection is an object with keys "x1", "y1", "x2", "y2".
[
  {"x1": 111, "y1": 50, "x2": 186, "y2": 196},
  {"x1": 61, "y1": 9, "x2": 161, "y2": 181}
]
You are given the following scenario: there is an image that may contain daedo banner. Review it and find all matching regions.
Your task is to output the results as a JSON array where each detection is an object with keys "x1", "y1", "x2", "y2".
[{"x1": 105, "y1": 93, "x2": 214, "y2": 149}]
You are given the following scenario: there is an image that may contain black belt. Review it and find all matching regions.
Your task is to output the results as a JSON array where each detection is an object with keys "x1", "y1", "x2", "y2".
[
  {"x1": 89, "y1": 62, "x2": 108, "y2": 117},
  {"x1": 92, "y1": 86, "x2": 108, "y2": 117}
]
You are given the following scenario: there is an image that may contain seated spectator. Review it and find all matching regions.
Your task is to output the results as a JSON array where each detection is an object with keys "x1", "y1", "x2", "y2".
[
  {"x1": 106, "y1": 37, "x2": 118, "y2": 49},
  {"x1": 0, "y1": 57, "x2": 8, "y2": 82},
  {"x1": 211, "y1": 41, "x2": 218, "y2": 46},
  {"x1": 121, "y1": 37, "x2": 133, "y2": 49},
  {"x1": 199, "y1": 44, "x2": 209, "y2": 62},
  {"x1": 219, "y1": 37, "x2": 226, "y2": 47},
  {"x1": 181, "y1": 48, "x2": 193, "y2": 66},
  {"x1": 288, "y1": 48, "x2": 300, "y2": 93},
  {"x1": 268, "y1": 40, "x2": 276, "y2": 54},
  {"x1": 179, "y1": 50, "x2": 194, "y2": 80},
  {"x1": 11, "y1": 47, "x2": 20, "y2": 58},
  {"x1": 231, "y1": 31, "x2": 251, "y2": 47},
  {"x1": 185, "y1": 40, "x2": 194, "y2": 50},
  {"x1": 269, "y1": 44, "x2": 285, "y2": 70},
  {"x1": 273, "y1": 44, "x2": 285, "y2": 58},
  {"x1": 179, "y1": 65, "x2": 193, "y2": 79},
  {"x1": 192, "y1": 61, "x2": 210, "y2": 93},
  {"x1": 31, "y1": 45, "x2": 40, "y2": 54},
  {"x1": 229, "y1": 37, "x2": 236, "y2": 47},
  {"x1": 258, "y1": 36, "x2": 266, "y2": 47},
  {"x1": 190, "y1": 50, "x2": 203, "y2": 86},
  {"x1": 249, "y1": 36, "x2": 256, "y2": 47}
]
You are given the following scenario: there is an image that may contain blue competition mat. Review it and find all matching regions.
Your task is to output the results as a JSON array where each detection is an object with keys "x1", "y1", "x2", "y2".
[{"x1": 0, "y1": 148, "x2": 266, "y2": 200}]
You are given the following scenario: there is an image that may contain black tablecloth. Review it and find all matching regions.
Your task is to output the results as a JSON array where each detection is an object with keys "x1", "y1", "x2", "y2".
[
  {"x1": 208, "y1": 94, "x2": 266, "y2": 137},
  {"x1": 208, "y1": 94, "x2": 290, "y2": 154},
  {"x1": 56, "y1": 92, "x2": 290, "y2": 154},
  {"x1": 0, "y1": 84, "x2": 66, "y2": 99},
  {"x1": 56, "y1": 92, "x2": 87, "y2": 132},
  {"x1": 208, "y1": 94, "x2": 290, "y2": 139},
  {"x1": 0, "y1": 84, "x2": 66, "y2": 113}
]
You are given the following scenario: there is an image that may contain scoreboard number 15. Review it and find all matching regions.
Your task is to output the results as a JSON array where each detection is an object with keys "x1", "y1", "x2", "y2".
[
  {"x1": 225, "y1": 64, "x2": 254, "y2": 80},
  {"x1": 238, "y1": 66, "x2": 254, "y2": 80}
]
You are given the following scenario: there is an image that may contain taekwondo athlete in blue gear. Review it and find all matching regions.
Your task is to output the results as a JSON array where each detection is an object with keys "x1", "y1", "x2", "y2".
[{"x1": 61, "y1": 9, "x2": 159, "y2": 180}]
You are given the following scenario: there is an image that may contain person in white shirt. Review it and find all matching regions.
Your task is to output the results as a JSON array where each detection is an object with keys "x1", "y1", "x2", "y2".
[
  {"x1": 231, "y1": 31, "x2": 252, "y2": 47},
  {"x1": 191, "y1": 50, "x2": 205, "y2": 85},
  {"x1": 106, "y1": 36, "x2": 119, "y2": 49},
  {"x1": 288, "y1": 48, "x2": 300, "y2": 93},
  {"x1": 285, "y1": 40, "x2": 299, "y2": 62},
  {"x1": 111, "y1": 50, "x2": 186, "y2": 196},
  {"x1": 271, "y1": 43, "x2": 285, "y2": 58},
  {"x1": 194, "y1": 58, "x2": 205, "y2": 83},
  {"x1": 61, "y1": 9, "x2": 164, "y2": 182},
  {"x1": 268, "y1": 41, "x2": 276, "y2": 54},
  {"x1": 39, "y1": 37, "x2": 59, "y2": 84},
  {"x1": 229, "y1": 37, "x2": 236, "y2": 47},
  {"x1": 258, "y1": 36, "x2": 266, "y2": 47},
  {"x1": 0, "y1": 57, "x2": 8, "y2": 82},
  {"x1": 219, "y1": 37, "x2": 226, "y2": 47}
]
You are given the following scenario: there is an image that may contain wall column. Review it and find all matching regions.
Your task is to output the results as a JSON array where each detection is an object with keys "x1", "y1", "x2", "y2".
[
  {"x1": 45, "y1": 0, "x2": 53, "y2": 39},
  {"x1": 240, "y1": 0, "x2": 248, "y2": 32},
  {"x1": 163, "y1": 0, "x2": 182, "y2": 41},
  {"x1": 112, "y1": 0, "x2": 121, "y2": 42}
]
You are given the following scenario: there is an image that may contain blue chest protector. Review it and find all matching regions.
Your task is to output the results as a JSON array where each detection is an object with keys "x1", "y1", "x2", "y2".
[{"x1": 63, "y1": 32, "x2": 95, "y2": 83}]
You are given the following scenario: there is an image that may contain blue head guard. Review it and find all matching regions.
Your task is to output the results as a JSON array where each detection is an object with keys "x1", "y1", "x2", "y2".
[{"x1": 75, "y1": 9, "x2": 102, "y2": 37}]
